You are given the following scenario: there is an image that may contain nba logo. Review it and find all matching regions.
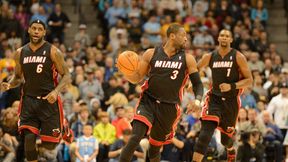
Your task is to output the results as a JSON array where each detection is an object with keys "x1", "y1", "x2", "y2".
[
  {"x1": 43, "y1": 50, "x2": 46, "y2": 55},
  {"x1": 179, "y1": 56, "x2": 181, "y2": 60},
  {"x1": 230, "y1": 56, "x2": 232, "y2": 60}
]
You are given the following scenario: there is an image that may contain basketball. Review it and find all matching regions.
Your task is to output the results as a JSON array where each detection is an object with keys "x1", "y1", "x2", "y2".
[{"x1": 117, "y1": 51, "x2": 139, "y2": 75}]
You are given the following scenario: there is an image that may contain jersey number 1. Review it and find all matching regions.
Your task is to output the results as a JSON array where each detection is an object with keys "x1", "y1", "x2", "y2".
[{"x1": 227, "y1": 68, "x2": 231, "y2": 77}]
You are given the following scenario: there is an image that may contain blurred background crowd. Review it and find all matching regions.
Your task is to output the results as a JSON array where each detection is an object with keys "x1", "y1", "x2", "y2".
[{"x1": 0, "y1": 0, "x2": 288, "y2": 162}]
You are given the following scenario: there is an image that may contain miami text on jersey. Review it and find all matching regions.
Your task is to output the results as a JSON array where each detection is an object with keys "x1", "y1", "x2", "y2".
[
  {"x1": 23, "y1": 56, "x2": 47, "y2": 64},
  {"x1": 154, "y1": 60, "x2": 183, "y2": 69},
  {"x1": 212, "y1": 61, "x2": 233, "y2": 68}
]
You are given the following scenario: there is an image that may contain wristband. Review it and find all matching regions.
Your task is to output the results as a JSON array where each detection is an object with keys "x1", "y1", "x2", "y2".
[
  {"x1": 230, "y1": 83, "x2": 236, "y2": 90},
  {"x1": 194, "y1": 99, "x2": 201, "y2": 106}
]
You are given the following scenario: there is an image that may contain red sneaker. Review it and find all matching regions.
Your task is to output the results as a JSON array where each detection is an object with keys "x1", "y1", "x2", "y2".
[{"x1": 227, "y1": 149, "x2": 236, "y2": 162}]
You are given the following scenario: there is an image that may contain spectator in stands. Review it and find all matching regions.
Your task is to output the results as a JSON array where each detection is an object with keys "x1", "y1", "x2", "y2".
[
  {"x1": 14, "y1": 4, "x2": 29, "y2": 32},
  {"x1": 267, "y1": 80, "x2": 288, "y2": 137},
  {"x1": 108, "y1": 129, "x2": 144, "y2": 162},
  {"x1": 241, "y1": 86, "x2": 257, "y2": 109},
  {"x1": 104, "y1": 57, "x2": 117, "y2": 82},
  {"x1": 104, "y1": 0, "x2": 126, "y2": 28},
  {"x1": 248, "y1": 52, "x2": 265, "y2": 73},
  {"x1": 0, "y1": 126, "x2": 14, "y2": 162},
  {"x1": 75, "y1": 125, "x2": 99, "y2": 162},
  {"x1": 93, "y1": 112, "x2": 116, "y2": 162},
  {"x1": 42, "y1": 0, "x2": 55, "y2": 15},
  {"x1": 74, "y1": 24, "x2": 91, "y2": 50},
  {"x1": 262, "y1": 110, "x2": 283, "y2": 162},
  {"x1": 192, "y1": 26, "x2": 215, "y2": 50},
  {"x1": 143, "y1": 14, "x2": 161, "y2": 45},
  {"x1": 240, "y1": 108, "x2": 267, "y2": 136},
  {"x1": 237, "y1": 128, "x2": 265, "y2": 162},
  {"x1": 114, "y1": 107, "x2": 133, "y2": 139},
  {"x1": 161, "y1": 131, "x2": 185, "y2": 162},
  {"x1": 47, "y1": 3, "x2": 71, "y2": 43},
  {"x1": 71, "y1": 105, "x2": 95, "y2": 139},
  {"x1": 261, "y1": 58, "x2": 274, "y2": 82},
  {"x1": 0, "y1": 48, "x2": 15, "y2": 82},
  {"x1": 79, "y1": 68, "x2": 104, "y2": 105},
  {"x1": 106, "y1": 92, "x2": 128, "y2": 120},
  {"x1": 253, "y1": 75, "x2": 268, "y2": 99},
  {"x1": 251, "y1": 0, "x2": 268, "y2": 27}
]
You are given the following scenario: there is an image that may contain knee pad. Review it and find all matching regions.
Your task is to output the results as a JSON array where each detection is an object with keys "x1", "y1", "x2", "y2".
[
  {"x1": 148, "y1": 145, "x2": 161, "y2": 159},
  {"x1": 221, "y1": 133, "x2": 233, "y2": 148},
  {"x1": 194, "y1": 121, "x2": 217, "y2": 154},
  {"x1": 23, "y1": 130, "x2": 37, "y2": 161},
  {"x1": 41, "y1": 142, "x2": 58, "y2": 150}
]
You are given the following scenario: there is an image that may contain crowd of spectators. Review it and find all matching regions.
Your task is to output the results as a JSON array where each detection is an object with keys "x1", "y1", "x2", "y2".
[{"x1": 0, "y1": 0, "x2": 288, "y2": 162}]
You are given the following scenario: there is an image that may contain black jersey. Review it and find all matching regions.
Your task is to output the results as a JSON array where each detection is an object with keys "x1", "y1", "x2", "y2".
[
  {"x1": 144, "y1": 46, "x2": 189, "y2": 104},
  {"x1": 209, "y1": 49, "x2": 240, "y2": 97},
  {"x1": 20, "y1": 42, "x2": 57, "y2": 97}
]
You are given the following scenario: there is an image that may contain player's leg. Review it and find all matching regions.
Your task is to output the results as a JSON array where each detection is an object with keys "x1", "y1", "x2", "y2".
[
  {"x1": 23, "y1": 130, "x2": 38, "y2": 162},
  {"x1": 119, "y1": 94, "x2": 154, "y2": 162},
  {"x1": 119, "y1": 120, "x2": 148, "y2": 162},
  {"x1": 18, "y1": 96, "x2": 41, "y2": 162},
  {"x1": 148, "y1": 145, "x2": 161, "y2": 162},
  {"x1": 193, "y1": 120, "x2": 217, "y2": 162},
  {"x1": 221, "y1": 133, "x2": 236, "y2": 162},
  {"x1": 148, "y1": 102, "x2": 180, "y2": 162},
  {"x1": 38, "y1": 98, "x2": 63, "y2": 161}
]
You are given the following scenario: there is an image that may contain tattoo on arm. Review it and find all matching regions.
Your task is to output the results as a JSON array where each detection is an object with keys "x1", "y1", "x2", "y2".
[{"x1": 51, "y1": 48, "x2": 71, "y2": 93}]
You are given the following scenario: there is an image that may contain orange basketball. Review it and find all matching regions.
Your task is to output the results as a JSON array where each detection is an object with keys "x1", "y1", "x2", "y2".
[{"x1": 117, "y1": 51, "x2": 139, "y2": 75}]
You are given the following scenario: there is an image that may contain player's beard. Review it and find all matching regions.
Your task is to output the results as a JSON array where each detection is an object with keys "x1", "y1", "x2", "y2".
[
  {"x1": 220, "y1": 42, "x2": 228, "y2": 48},
  {"x1": 30, "y1": 36, "x2": 44, "y2": 45}
]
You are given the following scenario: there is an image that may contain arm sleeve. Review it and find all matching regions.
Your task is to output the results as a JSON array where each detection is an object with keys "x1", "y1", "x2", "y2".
[{"x1": 189, "y1": 72, "x2": 204, "y2": 100}]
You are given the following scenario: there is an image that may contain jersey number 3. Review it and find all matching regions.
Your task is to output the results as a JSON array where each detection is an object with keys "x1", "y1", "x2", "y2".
[
  {"x1": 171, "y1": 70, "x2": 179, "y2": 80},
  {"x1": 37, "y1": 64, "x2": 43, "y2": 73}
]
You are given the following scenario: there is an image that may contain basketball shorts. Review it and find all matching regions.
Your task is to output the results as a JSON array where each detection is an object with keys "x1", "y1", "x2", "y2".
[
  {"x1": 133, "y1": 92, "x2": 181, "y2": 146},
  {"x1": 201, "y1": 92, "x2": 241, "y2": 137},
  {"x1": 18, "y1": 95, "x2": 64, "y2": 143}
]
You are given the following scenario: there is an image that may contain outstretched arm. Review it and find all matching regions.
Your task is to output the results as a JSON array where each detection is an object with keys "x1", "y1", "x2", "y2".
[
  {"x1": 122, "y1": 48, "x2": 154, "y2": 84},
  {"x1": 0, "y1": 48, "x2": 23, "y2": 91},
  {"x1": 43, "y1": 46, "x2": 71, "y2": 103}
]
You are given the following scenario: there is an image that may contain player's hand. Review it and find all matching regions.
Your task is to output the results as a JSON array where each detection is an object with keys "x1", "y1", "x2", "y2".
[
  {"x1": 43, "y1": 89, "x2": 59, "y2": 104},
  {"x1": 0, "y1": 82, "x2": 10, "y2": 92},
  {"x1": 186, "y1": 100, "x2": 201, "y2": 114},
  {"x1": 219, "y1": 83, "x2": 231, "y2": 92}
]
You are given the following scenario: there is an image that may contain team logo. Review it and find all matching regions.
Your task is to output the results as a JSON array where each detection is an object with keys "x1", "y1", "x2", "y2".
[
  {"x1": 179, "y1": 56, "x2": 181, "y2": 60},
  {"x1": 226, "y1": 127, "x2": 235, "y2": 133},
  {"x1": 137, "y1": 110, "x2": 141, "y2": 114},
  {"x1": 43, "y1": 50, "x2": 46, "y2": 55},
  {"x1": 52, "y1": 128, "x2": 61, "y2": 137},
  {"x1": 230, "y1": 56, "x2": 232, "y2": 60}
]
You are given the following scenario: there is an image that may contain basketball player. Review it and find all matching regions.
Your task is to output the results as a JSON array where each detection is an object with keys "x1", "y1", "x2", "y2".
[
  {"x1": 118, "y1": 23, "x2": 203, "y2": 162},
  {"x1": 192, "y1": 29, "x2": 253, "y2": 162},
  {"x1": 0, "y1": 20, "x2": 73, "y2": 162}
]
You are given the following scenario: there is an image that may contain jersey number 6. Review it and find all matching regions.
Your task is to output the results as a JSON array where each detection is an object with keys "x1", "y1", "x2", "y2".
[{"x1": 37, "y1": 64, "x2": 43, "y2": 73}]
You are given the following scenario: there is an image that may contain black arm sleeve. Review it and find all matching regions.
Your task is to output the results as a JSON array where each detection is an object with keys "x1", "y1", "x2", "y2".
[{"x1": 189, "y1": 72, "x2": 203, "y2": 100}]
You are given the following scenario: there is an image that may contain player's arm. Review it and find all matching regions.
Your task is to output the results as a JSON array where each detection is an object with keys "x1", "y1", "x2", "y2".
[
  {"x1": 50, "y1": 46, "x2": 71, "y2": 93},
  {"x1": 186, "y1": 54, "x2": 203, "y2": 114},
  {"x1": 124, "y1": 48, "x2": 154, "y2": 84},
  {"x1": 235, "y1": 52, "x2": 253, "y2": 89},
  {"x1": 43, "y1": 46, "x2": 71, "y2": 103},
  {"x1": 186, "y1": 54, "x2": 203, "y2": 101},
  {"x1": 1, "y1": 48, "x2": 23, "y2": 91},
  {"x1": 197, "y1": 53, "x2": 211, "y2": 70}
]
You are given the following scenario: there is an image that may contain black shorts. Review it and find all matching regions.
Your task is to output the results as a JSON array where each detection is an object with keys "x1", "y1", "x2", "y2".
[
  {"x1": 201, "y1": 91, "x2": 241, "y2": 137},
  {"x1": 18, "y1": 95, "x2": 64, "y2": 143},
  {"x1": 133, "y1": 93, "x2": 181, "y2": 146}
]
